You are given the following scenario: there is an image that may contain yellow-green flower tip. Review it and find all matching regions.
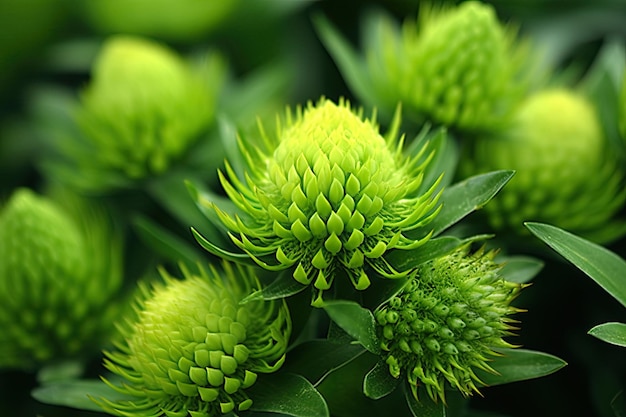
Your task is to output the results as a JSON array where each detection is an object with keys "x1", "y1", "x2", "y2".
[
  {"x1": 81, "y1": 0, "x2": 239, "y2": 42},
  {"x1": 372, "y1": 1, "x2": 531, "y2": 132},
  {"x1": 75, "y1": 35, "x2": 221, "y2": 187},
  {"x1": 0, "y1": 188, "x2": 123, "y2": 369},
  {"x1": 99, "y1": 262, "x2": 291, "y2": 417},
  {"x1": 208, "y1": 98, "x2": 442, "y2": 305},
  {"x1": 461, "y1": 88, "x2": 626, "y2": 241},
  {"x1": 375, "y1": 245, "x2": 523, "y2": 403}
]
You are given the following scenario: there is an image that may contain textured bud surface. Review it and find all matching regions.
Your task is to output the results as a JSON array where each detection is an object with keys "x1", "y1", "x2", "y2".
[
  {"x1": 0, "y1": 188, "x2": 122, "y2": 368},
  {"x1": 99, "y1": 263, "x2": 291, "y2": 417},
  {"x1": 375, "y1": 245, "x2": 523, "y2": 403},
  {"x1": 74, "y1": 36, "x2": 219, "y2": 187},
  {"x1": 207, "y1": 98, "x2": 442, "y2": 306},
  {"x1": 377, "y1": 1, "x2": 530, "y2": 132},
  {"x1": 461, "y1": 88, "x2": 626, "y2": 240}
]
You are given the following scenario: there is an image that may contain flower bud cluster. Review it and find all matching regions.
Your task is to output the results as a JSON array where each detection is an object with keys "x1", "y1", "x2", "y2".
[
  {"x1": 375, "y1": 245, "x2": 523, "y2": 403},
  {"x1": 99, "y1": 262, "x2": 291, "y2": 417}
]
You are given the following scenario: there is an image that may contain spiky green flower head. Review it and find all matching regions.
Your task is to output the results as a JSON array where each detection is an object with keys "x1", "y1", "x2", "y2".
[
  {"x1": 68, "y1": 35, "x2": 222, "y2": 191},
  {"x1": 376, "y1": 1, "x2": 532, "y2": 132},
  {"x1": 206, "y1": 98, "x2": 442, "y2": 306},
  {"x1": 99, "y1": 262, "x2": 291, "y2": 417},
  {"x1": 375, "y1": 244, "x2": 524, "y2": 403},
  {"x1": 460, "y1": 87, "x2": 626, "y2": 243},
  {"x1": 0, "y1": 188, "x2": 123, "y2": 369}
]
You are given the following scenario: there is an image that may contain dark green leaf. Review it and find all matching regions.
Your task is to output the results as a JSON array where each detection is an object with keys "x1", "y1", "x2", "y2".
[
  {"x1": 322, "y1": 300, "x2": 381, "y2": 354},
  {"x1": 313, "y1": 14, "x2": 378, "y2": 107},
  {"x1": 588, "y1": 322, "x2": 626, "y2": 347},
  {"x1": 31, "y1": 379, "x2": 134, "y2": 412},
  {"x1": 191, "y1": 227, "x2": 256, "y2": 266},
  {"x1": 410, "y1": 127, "x2": 459, "y2": 195},
  {"x1": 133, "y1": 215, "x2": 203, "y2": 265},
  {"x1": 476, "y1": 348, "x2": 567, "y2": 387},
  {"x1": 419, "y1": 170, "x2": 515, "y2": 237},
  {"x1": 249, "y1": 373, "x2": 329, "y2": 417},
  {"x1": 282, "y1": 339, "x2": 366, "y2": 385},
  {"x1": 612, "y1": 390, "x2": 626, "y2": 417},
  {"x1": 240, "y1": 270, "x2": 308, "y2": 303},
  {"x1": 363, "y1": 360, "x2": 400, "y2": 400},
  {"x1": 385, "y1": 236, "x2": 462, "y2": 271},
  {"x1": 37, "y1": 360, "x2": 84, "y2": 384},
  {"x1": 497, "y1": 255, "x2": 544, "y2": 284},
  {"x1": 403, "y1": 383, "x2": 447, "y2": 417},
  {"x1": 525, "y1": 222, "x2": 626, "y2": 308}
]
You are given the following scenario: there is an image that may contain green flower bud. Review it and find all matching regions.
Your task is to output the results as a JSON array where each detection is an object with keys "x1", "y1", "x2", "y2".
[
  {"x1": 366, "y1": 1, "x2": 532, "y2": 132},
  {"x1": 203, "y1": 98, "x2": 442, "y2": 306},
  {"x1": 375, "y1": 245, "x2": 524, "y2": 403},
  {"x1": 0, "y1": 188, "x2": 123, "y2": 369},
  {"x1": 98, "y1": 262, "x2": 291, "y2": 417},
  {"x1": 67, "y1": 36, "x2": 222, "y2": 190},
  {"x1": 461, "y1": 88, "x2": 626, "y2": 243}
]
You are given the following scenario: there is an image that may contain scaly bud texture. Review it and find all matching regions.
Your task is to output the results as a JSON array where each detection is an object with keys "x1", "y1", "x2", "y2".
[
  {"x1": 375, "y1": 245, "x2": 523, "y2": 403},
  {"x1": 461, "y1": 88, "x2": 626, "y2": 241},
  {"x1": 99, "y1": 263, "x2": 291, "y2": 417},
  {"x1": 0, "y1": 189, "x2": 122, "y2": 368},
  {"x1": 75, "y1": 36, "x2": 219, "y2": 187},
  {"x1": 208, "y1": 98, "x2": 442, "y2": 306},
  {"x1": 392, "y1": 1, "x2": 530, "y2": 131}
]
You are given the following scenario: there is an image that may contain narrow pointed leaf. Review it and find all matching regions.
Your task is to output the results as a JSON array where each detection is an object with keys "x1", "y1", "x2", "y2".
[
  {"x1": 525, "y1": 222, "x2": 626, "y2": 308},
  {"x1": 190, "y1": 227, "x2": 255, "y2": 266},
  {"x1": 475, "y1": 348, "x2": 567, "y2": 386},
  {"x1": 249, "y1": 373, "x2": 329, "y2": 417},
  {"x1": 322, "y1": 300, "x2": 381, "y2": 354},
  {"x1": 588, "y1": 322, "x2": 626, "y2": 347},
  {"x1": 134, "y1": 215, "x2": 203, "y2": 265},
  {"x1": 385, "y1": 236, "x2": 462, "y2": 271},
  {"x1": 32, "y1": 379, "x2": 134, "y2": 412},
  {"x1": 240, "y1": 270, "x2": 308, "y2": 303},
  {"x1": 363, "y1": 360, "x2": 400, "y2": 400},
  {"x1": 419, "y1": 170, "x2": 515, "y2": 237},
  {"x1": 498, "y1": 255, "x2": 544, "y2": 284}
]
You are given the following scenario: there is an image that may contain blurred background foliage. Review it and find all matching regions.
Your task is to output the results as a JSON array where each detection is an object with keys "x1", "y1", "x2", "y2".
[{"x1": 1, "y1": 1, "x2": 626, "y2": 416}]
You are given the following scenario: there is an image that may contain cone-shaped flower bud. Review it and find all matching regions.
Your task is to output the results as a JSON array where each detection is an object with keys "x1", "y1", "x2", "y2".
[
  {"x1": 98, "y1": 262, "x2": 291, "y2": 417},
  {"x1": 203, "y1": 98, "x2": 442, "y2": 306},
  {"x1": 366, "y1": 1, "x2": 533, "y2": 132},
  {"x1": 461, "y1": 88, "x2": 626, "y2": 243},
  {"x1": 0, "y1": 188, "x2": 123, "y2": 369},
  {"x1": 375, "y1": 244, "x2": 524, "y2": 403},
  {"x1": 65, "y1": 35, "x2": 222, "y2": 191}
]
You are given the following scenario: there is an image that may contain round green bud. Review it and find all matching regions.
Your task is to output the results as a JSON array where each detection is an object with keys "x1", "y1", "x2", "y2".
[
  {"x1": 98, "y1": 262, "x2": 291, "y2": 417},
  {"x1": 368, "y1": 1, "x2": 532, "y2": 132},
  {"x1": 206, "y1": 98, "x2": 442, "y2": 306},
  {"x1": 70, "y1": 35, "x2": 221, "y2": 190},
  {"x1": 0, "y1": 188, "x2": 123, "y2": 369},
  {"x1": 461, "y1": 88, "x2": 626, "y2": 242},
  {"x1": 374, "y1": 245, "x2": 523, "y2": 403}
]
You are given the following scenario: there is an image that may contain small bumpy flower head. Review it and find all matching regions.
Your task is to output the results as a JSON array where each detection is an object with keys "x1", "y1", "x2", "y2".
[
  {"x1": 72, "y1": 36, "x2": 220, "y2": 190},
  {"x1": 0, "y1": 188, "x2": 122, "y2": 368},
  {"x1": 99, "y1": 263, "x2": 291, "y2": 417},
  {"x1": 461, "y1": 88, "x2": 626, "y2": 242},
  {"x1": 211, "y1": 98, "x2": 442, "y2": 306},
  {"x1": 393, "y1": 1, "x2": 530, "y2": 131},
  {"x1": 375, "y1": 245, "x2": 523, "y2": 403}
]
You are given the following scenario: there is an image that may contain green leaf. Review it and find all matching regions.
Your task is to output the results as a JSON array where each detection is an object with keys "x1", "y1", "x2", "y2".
[
  {"x1": 190, "y1": 227, "x2": 256, "y2": 266},
  {"x1": 32, "y1": 379, "x2": 134, "y2": 412},
  {"x1": 37, "y1": 360, "x2": 84, "y2": 384},
  {"x1": 497, "y1": 255, "x2": 544, "y2": 284},
  {"x1": 588, "y1": 322, "x2": 626, "y2": 347},
  {"x1": 363, "y1": 360, "x2": 400, "y2": 400},
  {"x1": 240, "y1": 270, "x2": 308, "y2": 303},
  {"x1": 249, "y1": 373, "x2": 329, "y2": 417},
  {"x1": 313, "y1": 14, "x2": 378, "y2": 107},
  {"x1": 281, "y1": 339, "x2": 366, "y2": 385},
  {"x1": 133, "y1": 215, "x2": 203, "y2": 265},
  {"x1": 385, "y1": 236, "x2": 462, "y2": 271},
  {"x1": 476, "y1": 348, "x2": 567, "y2": 387},
  {"x1": 322, "y1": 300, "x2": 381, "y2": 354},
  {"x1": 612, "y1": 390, "x2": 626, "y2": 417},
  {"x1": 429, "y1": 170, "x2": 515, "y2": 236},
  {"x1": 410, "y1": 127, "x2": 459, "y2": 195},
  {"x1": 403, "y1": 383, "x2": 446, "y2": 417},
  {"x1": 525, "y1": 222, "x2": 626, "y2": 308}
]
